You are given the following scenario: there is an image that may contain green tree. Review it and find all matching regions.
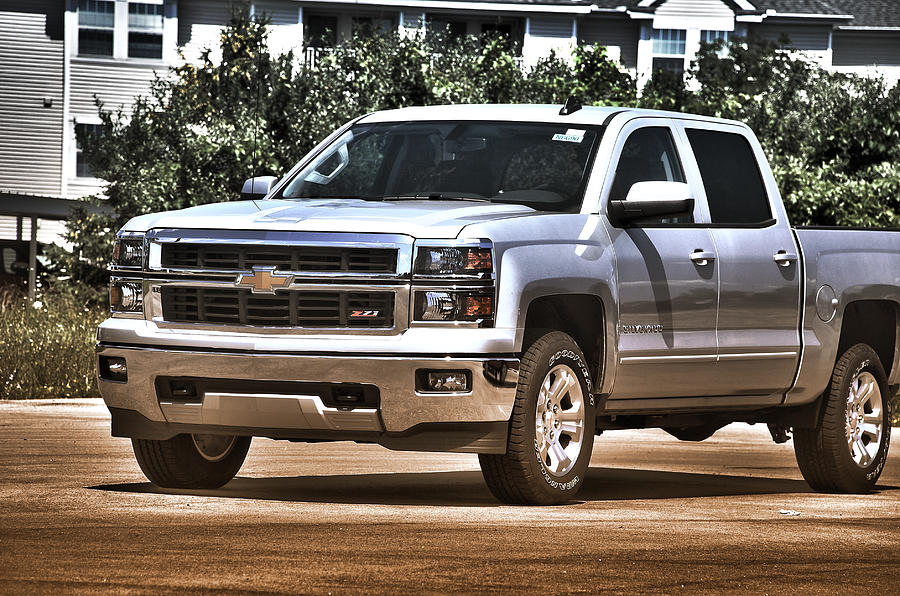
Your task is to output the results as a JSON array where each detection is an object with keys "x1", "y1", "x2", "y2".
[
  {"x1": 572, "y1": 44, "x2": 635, "y2": 106},
  {"x1": 60, "y1": 13, "x2": 900, "y2": 295},
  {"x1": 60, "y1": 8, "x2": 635, "y2": 295},
  {"x1": 53, "y1": 10, "x2": 305, "y2": 290},
  {"x1": 687, "y1": 36, "x2": 900, "y2": 226}
]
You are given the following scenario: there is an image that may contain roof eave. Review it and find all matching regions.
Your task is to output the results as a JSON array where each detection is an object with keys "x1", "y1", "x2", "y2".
[
  {"x1": 836, "y1": 26, "x2": 900, "y2": 32},
  {"x1": 296, "y1": 0, "x2": 595, "y2": 14},
  {"x1": 763, "y1": 11, "x2": 854, "y2": 22}
]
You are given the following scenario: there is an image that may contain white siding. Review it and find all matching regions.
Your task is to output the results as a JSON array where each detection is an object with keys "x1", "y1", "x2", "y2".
[
  {"x1": 529, "y1": 17, "x2": 572, "y2": 39},
  {"x1": 254, "y1": 0, "x2": 302, "y2": 56},
  {"x1": 580, "y1": 19, "x2": 640, "y2": 69},
  {"x1": 523, "y1": 16, "x2": 574, "y2": 66},
  {"x1": 0, "y1": 216, "x2": 70, "y2": 247},
  {"x1": 833, "y1": 33, "x2": 900, "y2": 66},
  {"x1": 653, "y1": 0, "x2": 734, "y2": 31},
  {"x1": 254, "y1": 0, "x2": 299, "y2": 26},
  {"x1": 67, "y1": 177, "x2": 106, "y2": 200},
  {"x1": 178, "y1": 0, "x2": 246, "y2": 63},
  {"x1": 0, "y1": 10, "x2": 64, "y2": 196},
  {"x1": 751, "y1": 24, "x2": 830, "y2": 51},
  {"x1": 70, "y1": 60, "x2": 159, "y2": 116},
  {"x1": 68, "y1": 61, "x2": 160, "y2": 199}
]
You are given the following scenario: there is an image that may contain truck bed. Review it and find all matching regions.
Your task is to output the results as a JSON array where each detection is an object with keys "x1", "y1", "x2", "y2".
[{"x1": 787, "y1": 227, "x2": 900, "y2": 405}]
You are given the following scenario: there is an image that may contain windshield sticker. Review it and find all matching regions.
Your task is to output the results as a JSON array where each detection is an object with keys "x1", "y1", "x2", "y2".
[{"x1": 552, "y1": 129, "x2": 585, "y2": 143}]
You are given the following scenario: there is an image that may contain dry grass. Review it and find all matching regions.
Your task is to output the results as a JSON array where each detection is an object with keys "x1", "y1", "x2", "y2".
[
  {"x1": 0, "y1": 288, "x2": 106, "y2": 399},
  {"x1": 0, "y1": 288, "x2": 897, "y2": 425}
]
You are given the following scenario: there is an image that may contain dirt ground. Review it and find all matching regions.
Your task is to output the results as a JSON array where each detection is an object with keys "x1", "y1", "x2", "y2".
[{"x1": 1, "y1": 399, "x2": 898, "y2": 594}]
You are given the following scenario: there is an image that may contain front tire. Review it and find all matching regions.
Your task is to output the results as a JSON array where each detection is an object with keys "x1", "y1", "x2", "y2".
[
  {"x1": 479, "y1": 331, "x2": 595, "y2": 505},
  {"x1": 132, "y1": 434, "x2": 251, "y2": 489},
  {"x1": 794, "y1": 343, "x2": 891, "y2": 493}
]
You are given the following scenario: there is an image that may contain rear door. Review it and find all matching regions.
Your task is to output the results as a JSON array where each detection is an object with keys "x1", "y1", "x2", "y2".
[{"x1": 678, "y1": 122, "x2": 802, "y2": 397}]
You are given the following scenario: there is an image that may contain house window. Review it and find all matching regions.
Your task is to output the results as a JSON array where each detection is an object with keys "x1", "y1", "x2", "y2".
[
  {"x1": 482, "y1": 23, "x2": 512, "y2": 38},
  {"x1": 481, "y1": 22, "x2": 514, "y2": 52},
  {"x1": 428, "y1": 19, "x2": 467, "y2": 40},
  {"x1": 78, "y1": 0, "x2": 115, "y2": 56},
  {"x1": 701, "y1": 30, "x2": 730, "y2": 56},
  {"x1": 75, "y1": 123, "x2": 104, "y2": 178},
  {"x1": 306, "y1": 15, "x2": 338, "y2": 48},
  {"x1": 351, "y1": 16, "x2": 394, "y2": 37},
  {"x1": 651, "y1": 29, "x2": 686, "y2": 74},
  {"x1": 128, "y1": 3, "x2": 164, "y2": 59}
]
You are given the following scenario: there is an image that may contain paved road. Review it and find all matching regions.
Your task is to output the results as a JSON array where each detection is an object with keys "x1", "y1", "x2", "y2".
[{"x1": 1, "y1": 399, "x2": 898, "y2": 594}]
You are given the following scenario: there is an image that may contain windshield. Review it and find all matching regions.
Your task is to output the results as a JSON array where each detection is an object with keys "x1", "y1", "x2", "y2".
[{"x1": 279, "y1": 121, "x2": 602, "y2": 212}]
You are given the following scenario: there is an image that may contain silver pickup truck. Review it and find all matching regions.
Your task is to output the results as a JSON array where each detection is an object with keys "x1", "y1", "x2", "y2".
[{"x1": 98, "y1": 104, "x2": 898, "y2": 504}]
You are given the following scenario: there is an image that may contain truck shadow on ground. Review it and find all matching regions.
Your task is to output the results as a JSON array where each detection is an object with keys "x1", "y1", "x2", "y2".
[{"x1": 88, "y1": 466, "x2": 817, "y2": 506}]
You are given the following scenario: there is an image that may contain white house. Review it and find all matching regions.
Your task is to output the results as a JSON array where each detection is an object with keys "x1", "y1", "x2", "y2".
[{"x1": 0, "y1": 0, "x2": 897, "y2": 245}]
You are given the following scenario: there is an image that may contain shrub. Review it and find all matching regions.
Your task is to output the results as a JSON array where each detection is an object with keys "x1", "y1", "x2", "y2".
[{"x1": 0, "y1": 288, "x2": 106, "y2": 399}]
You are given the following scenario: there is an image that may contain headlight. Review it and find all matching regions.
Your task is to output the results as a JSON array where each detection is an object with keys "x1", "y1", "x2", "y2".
[
  {"x1": 413, "y1": 290, "x2": 494, "y2": 325},
  {"x1": 110, "y1": 280, "x2": 143, "y2": 314},
  {"x1": 411, "y1": 240, "x2": 495, "y2": 326},
  {"x1": 413, "y1": 243, "x2": 493, "y2": 278},
  {"x1": 112, "y1": 236, "x2": 144, "y2": 269}
]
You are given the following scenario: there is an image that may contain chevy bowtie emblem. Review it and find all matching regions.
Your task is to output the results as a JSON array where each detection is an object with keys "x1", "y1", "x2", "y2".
[{"x1": 235, "y1": 266, "x2": 294, "y2": 294}]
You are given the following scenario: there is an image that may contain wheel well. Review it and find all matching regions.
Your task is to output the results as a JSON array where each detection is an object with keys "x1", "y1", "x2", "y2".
[
  {"x1": 837, "y1": 300, "x2": 898, "y2": 377},
  {"x1": 522, "y1": 294, "x2": 605, "y2": 387}
]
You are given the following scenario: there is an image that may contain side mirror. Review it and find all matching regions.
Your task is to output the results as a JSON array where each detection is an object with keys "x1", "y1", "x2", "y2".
[
  {"x1": 607, "y1": 181, "x2": 693, "y2": 226},
  {"x1": 240, "y1": 175, "x2": 279, "y2": 200}
]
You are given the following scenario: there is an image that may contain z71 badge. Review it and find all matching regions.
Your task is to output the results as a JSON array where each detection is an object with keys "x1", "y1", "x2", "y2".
[{"x1": 350, "y1": 310, "x2": 381, "y2": 318}]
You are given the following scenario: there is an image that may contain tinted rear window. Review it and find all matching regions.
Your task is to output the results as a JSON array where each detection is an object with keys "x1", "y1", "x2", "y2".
[{"x1": 686, "y1": 129, "x2": 772, "y2": 225}]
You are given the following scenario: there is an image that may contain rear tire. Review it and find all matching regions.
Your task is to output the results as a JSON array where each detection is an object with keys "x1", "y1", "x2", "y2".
[
  {"x1": 794, "y1": 343, "x2": 891, "y2": 493},
  {"x1": 132, "y1": 434, "x2": 251, "y2": 489},
  {"x1": 479, "y1": 331, "x2": 595, "y2": 505}
]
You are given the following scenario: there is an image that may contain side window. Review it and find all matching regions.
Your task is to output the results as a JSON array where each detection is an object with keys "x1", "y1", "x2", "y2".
[
  {"x1": 75, "y1": 123, "x2": 104, "y2": 178},
  {"x1": 686, "y1": 129, "x2": 772, "y2": 225},
  {"x1": 2, "y1": 248, "x2": 17, "y2": 275},
  {"x1": 610, "y1": 126, "x2": 687, "y2": 223}
]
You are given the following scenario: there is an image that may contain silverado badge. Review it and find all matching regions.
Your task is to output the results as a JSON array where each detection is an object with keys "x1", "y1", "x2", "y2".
[{"x1": 235, "y1": 266, "x2": 294, "y2": 294}]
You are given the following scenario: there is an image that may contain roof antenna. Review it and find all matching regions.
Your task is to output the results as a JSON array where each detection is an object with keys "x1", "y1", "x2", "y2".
[{"x1": 559, "y1": 96, "x2": 581, "y2": 116}]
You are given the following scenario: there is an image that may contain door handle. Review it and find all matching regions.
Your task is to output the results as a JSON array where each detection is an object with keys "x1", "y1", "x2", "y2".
[
  {"x1": 690, "y1": 250, "x2": 716, "y2": 267},
  {"x1": 773, "y1": 250, "x2": 798, "y2": 267}
]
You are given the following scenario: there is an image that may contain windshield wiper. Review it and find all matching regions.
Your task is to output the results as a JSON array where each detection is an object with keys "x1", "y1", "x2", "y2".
[
  {"x1": 284, "y1": 193, "x2": 490, "y2": 202},
  {"x1": 284, "y1": 194, "x2": 378, "y2": 200},
  {"x1": 378, "y1": 193, "x2": 490, "y2": 202}
]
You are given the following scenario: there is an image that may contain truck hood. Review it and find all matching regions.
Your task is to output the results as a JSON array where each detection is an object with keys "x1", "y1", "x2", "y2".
[{"x1": 122, "y1": 198, "x2": 539, "y2": 239}]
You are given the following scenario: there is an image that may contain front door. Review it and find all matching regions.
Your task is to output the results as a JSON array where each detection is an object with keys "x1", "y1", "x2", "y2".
[{"x1": 604, "y1": 121, "x2": 721, "y2": 399}]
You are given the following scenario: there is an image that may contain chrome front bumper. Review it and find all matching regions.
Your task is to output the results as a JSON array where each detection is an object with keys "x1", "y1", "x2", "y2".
[{"x1": 97, "y1": 343, "x2": 519, "y2": 452}]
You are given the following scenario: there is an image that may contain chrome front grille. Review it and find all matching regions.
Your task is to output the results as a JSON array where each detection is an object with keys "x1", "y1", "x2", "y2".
[
  {"x1": 160, "y1": 243, "x2": 397, "y2": 274},
  {"x1": 161, "y1": 287, "x2": 395, "y2": 328},
  {"x1": 146, "y1": 231, "x2": 412, "y2": 333}
]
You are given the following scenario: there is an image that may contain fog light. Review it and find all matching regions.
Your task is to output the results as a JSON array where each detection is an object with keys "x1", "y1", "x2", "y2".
[
  {"x1": 99, "y1": 356, "x2": 127, "y2": 382},
  {"x1": 417, "y1": 369, "x2": 471, "y2": 393}
]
